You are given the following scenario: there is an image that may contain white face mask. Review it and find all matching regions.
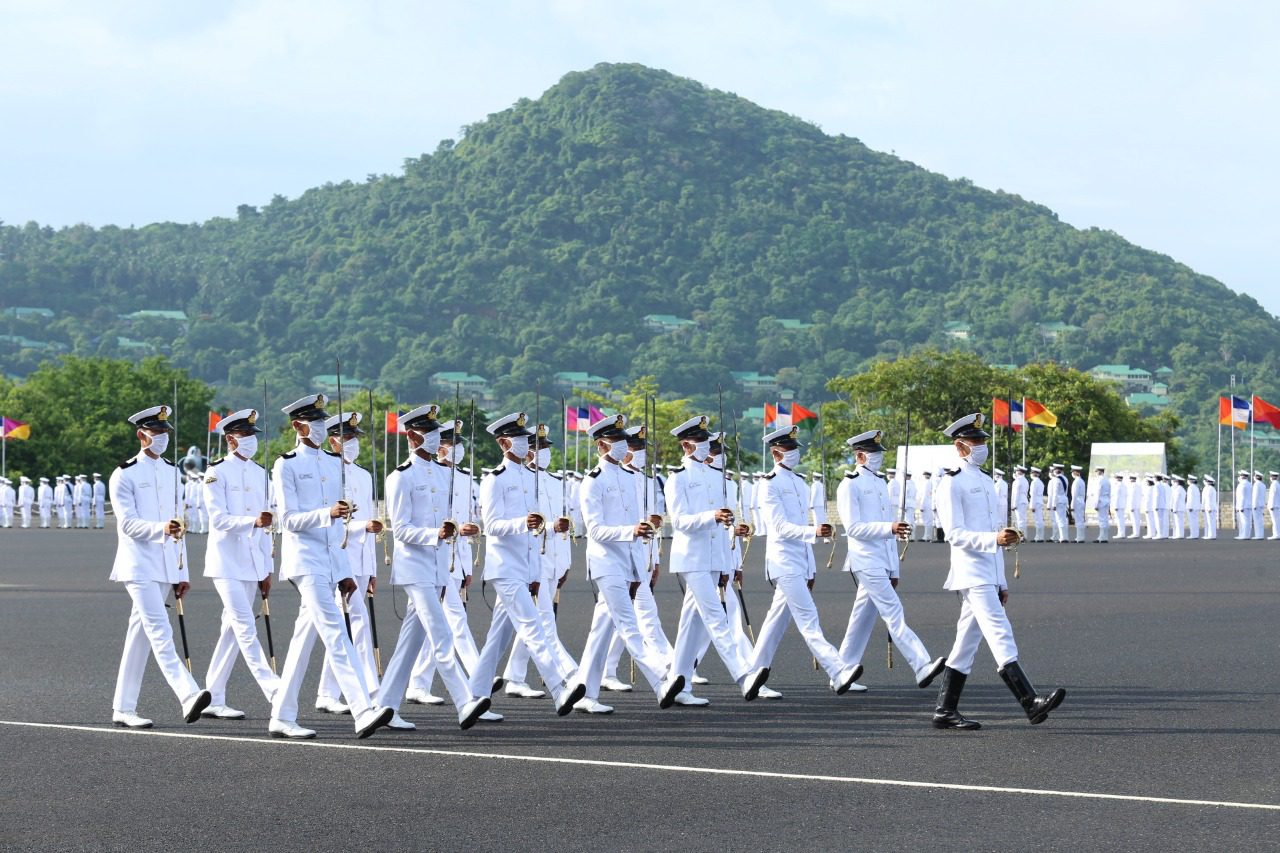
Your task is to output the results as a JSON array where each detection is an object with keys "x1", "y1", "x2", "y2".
[
  {"x1": 506, "y1": 435, "x2": 529, "y2": 460},
  {"x1": 963, "y1": 443, "x2": 989, "y2": 466},
  {"x1": 233, "y1": 435, "x2": 258, "y2": 459},
  {"x1": 448, "y1": 444, "x2": 465, "y2": 464},
  {"x1": 146, "y1": 431, "x2": 169, "y2": 456},
  {"x1": 708, "y1": 454, "x2": 724, "y2": 471},
  {"x1": 536, "y1": 448, "x2": 552, "y2": 469},
  {"x1": 629, "y1": 449, "x2": 646, "y2": 469},
  {"x1": 781, "y1": 449, "x2": 801, "y2": 469},
  {"x1": 605, "y1": 441, "x2": 627, "y2": 463},
  {"x1": 342, "y1": 438, "x2": 360, "y2": 463},
  {"x1": 306, "y1": 420, "x2": 326, "y2": 444},
  {"x1": 861, "y1": 451, "x2": 884, "y2": 472},
  {"x1": 689, "y1": 440, "x2": 711, "y2": 461},
  {"x1": 411, "y1": 429, "x2": 441, "y2": 455}
]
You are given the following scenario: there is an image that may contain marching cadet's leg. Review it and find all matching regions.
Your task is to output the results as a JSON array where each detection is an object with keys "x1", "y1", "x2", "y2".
[
  {"x1": 113, "y1": 581, "x2": 207, "y2": 724},
  {"x1": 673, "y1": 572, "x2": 764, "y2": 698},
  {"x1": 838, "y1": 581, "x2": 876, "y2": 672},
  {"x1": 479, "y1": 578, "x2": 580, "y2": 712},
  {"x1": 317, "y1": 583, "x2": 377, "y2": 712},
  {"x1": 840, "y1": 572, "x2": 942, "y2": 687},
  {"x1": 579, "y1": 577, "x2": 682, "y2": 707},
  {"x1": 934, "y1": 593, "x2": 984, "y2": 730},
  {"x1": 578, "y1": 598, "x2": 619, "y2": 710},
  {"x1": 747, "y1": 583, "x2": 791, "y2": 677},
  {"x1": 601, "y1": 629, "x2": 631, "y2": 690},
  {"x1": 670, "y1": 584, "x2": 711, "y2": 704},
  {"x1": 270, "y1": 596, "x2": 322, "y2": 736},
  {"x1": 204, "y1": 578, "x2": 280, "y2": 716}
]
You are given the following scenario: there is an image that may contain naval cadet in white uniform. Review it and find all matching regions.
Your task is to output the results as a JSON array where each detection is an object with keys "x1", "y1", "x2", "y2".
[
  {"x1": 747, "y1": 426, "x2": 861, "y2": 693},
  {"x1": 931, "y1": 413, "x2": 1065, "y2": 730},
  {"x1": 574, "y1": 414, "x2": 685, "y2": 710},
  {"x1": 374, "y1": 404, "x2": 489, "y2": 731},
  {"x1": 109, "y1": 405, "x2": 212, "y2": 728},
  {"x1": 18, "y1": 476, "x2": 34, "y2": 528},
  {"x1": 1086, "y1": 465, "x2": 1110, "y2": 543},
  {"x1": 268, "y1": 395, "x2": 393, "y2": 740},
  {"x1": 315, "y1": 412, "x2": 385, "y2": 717},
  {"x1": 665, "y1": 416, "x2": 770, "y2": 702},
  {"x1": 835, "y1": 429, "x2": 946, "y2": 691},
  {"x1": 92, "y1": 472, "x2": 107, "y2": 528},
  {"x1": 200, "y1": 408, "x2": 279, "y2": 719},
  {"x1": 468, "y1": 412, "x2": 586, "y2": 715}
]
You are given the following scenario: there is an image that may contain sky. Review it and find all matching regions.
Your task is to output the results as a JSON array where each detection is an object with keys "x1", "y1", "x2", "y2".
[{"x1": 1, "y1": 1, "x2": 1277, "y2": 315}]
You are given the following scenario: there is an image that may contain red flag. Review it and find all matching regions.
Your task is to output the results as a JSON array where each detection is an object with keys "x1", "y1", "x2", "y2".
[
  {"x1": 208, "y1": 411, "x2": 221, "y2": 433},
  {"x1": 1253, "y1": 395, "x2": 1280, "y2": 429},
  {"x1": 385, "y1": 411, "x2": 405, "y2": 434},
  {"x1": 791, "y1": 403, "x2": 817, "y2": 423},
  {"x1": 992, "y1": 398, "x2": 1023, "y2": 432},
  {"x1": 1023, "y1": 398, "x2": 1057, "y2": 428},
  {"x1": 565, "y1": 406, "x2": 578, "y2": 432},
  {"x1": 764, "y1": 403, "x2": 777, "y2": 428}
]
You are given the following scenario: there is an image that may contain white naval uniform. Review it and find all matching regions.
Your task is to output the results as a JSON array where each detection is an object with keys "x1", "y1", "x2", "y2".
[
  {"x1": 0, "y1": 482, "x2": 13, "y2": 527},
  {"x1": 1110, "y1": 479, "x2": 1126, "y2": 537},
  {"x1": 1186, "y1": 482, "x2": 1202, "y2": 539},
  {"x1": 1086, "y1": 476, "x2": 1110, "y2": 543},
  {"x1": 468, "y1": 460, "x2": 576, "y2": 699},
  {"x1": 504, "y1": 466, "x2": 576, "y2": 686},
  {"x1": 1028, "y1": 477, "x2": 1045, "y2": 541},
  {"x1": 1170, "y1": 483, "x2": 1187, "y2": 539},
  {"x1": 1011, "y1": 474, "x2": 1028, "y2": 533},
  {"x1": 835, "y1": 465, "x2": 934, "y2": 678},
  {"x1": 1153, "y1": 479, "x2": 1170, "y2": 539},
  {"x1": 93, "y1": 478, "x2": 107, "y2": 527},
  {"x1": 921, "y1": 476, "x2": 937, "y2": 541},
  {"x1": 409, "y1": 463, "x2": 481, "y2": 694},
  {"x1": 934, "y1": 456, "x2": 1018, "y2": 675},
  {"x1": 202, "y1": 454, "x2": 280, "y2": 708},
  {"x1": 73, "y1": 479, "x2": 91, "y2": 527},
  {"x1": 1126, "y1": 479, "x2": 1142, "y2": 538},
  {"x1": 270, "y1": 444, "x2": 379, "y2": 725},
  {"x1": 666, "y1": 456, "x2": 751, "y2": 686},
  {"x1": 748, "y1": 465, "x2": 846, "y2": 680},
  {"x1": 18, "y1": 482, "x2": 34, "y2": 527},
  {"x1": 375, "y1": 453, "x2": 477, "y2": 714},
  {"x1": 37, "y1": 481, "x2": 52, "y2": 527},
  {"x1": 318, "y1": 459, "x2": 380, "y2": 704},
  {"x1": 693, "y1": 467, "x2": 755, "y2": 669},
  {"x1": 1202, "y1": 483, "x2": 1219, "y2": 539},
  {"x1": 109, "y1": 452, "x2": 202, "y2": 714},
  {"x1": 1069, "y1": 475, "x2": 1086, "y2": 542},
  {"x1": 1252, "y1": 479, "x2": 1267, "y2": 539},
  {"x1": 602, "y1": 467, "x2": 673, "y2": 683},
  {"x1": 1269, "y1": 480, "x2": 1280, "y2": 539},
  {"x1": 185, "y1": 476, "x2": 207, "y2": 534},
  {"x1": 54, "y1": 480, "x2": 71, "y2": 528},
  {"x1": 576, "y1": 458, "x2": 674, "y2": 700},
  {"x1": 1047, "y1": 473, "x2": 1068, "y2": 542},
  {"x1": 1234, "y1": 479, "x2": 1252, "y2": 539}
]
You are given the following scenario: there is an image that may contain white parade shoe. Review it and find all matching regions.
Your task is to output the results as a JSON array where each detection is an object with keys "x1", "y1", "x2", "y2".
[
  {"x1": 673, "y1": 691, "x2": 709, "y2": 707},
  {"x1": 182, "y1": 690, "x2": 212, "y2": 724},
  {"x1": 112, "y1": 711, "x2": 153, "y2": 729},
  {"x1": 833, "y1": 665, "x2": 864, "y2": 695},
  {"x1": 405, "y1": 688, "x2": 446, "y2": 706},
  {"x1": 504, "y1": 681, "x2": 546, "y2": 699},
  {"x1": 574, "y1": 697, "x2": 615, "y2": 714},
  {"x1": 601, "y1": 676, "x2": 633, "y2": 692},
  {"x1": 658, "y1": 674, "x2": 686, "y2": 709},
  {"x1": 741, "y1": 667, "x2": 770, "y2": 701},
  {"x1": 555, "y1": 682, "x2": 588, "y2": 717},
  {"x1": 459, "y1": 697, "x2": 491, "y2": 730},
  {"x1": 478, "y1": 710, "x2": 504, "y2": 722},
  {"x1": 315, "y1": 697, "x2": 351, "y2": 715},
  {"x1": 201, "y1": 704, "x2": 246, "y2": 720},
  {"x1": 386, "y1": 712, "x2": 417, "y2": 731},
  {"x1": 354, "y1": 706, "x2": 394, "y2": 739},
  {"x1": 691, "y1": 673, "x2": 710, "y2": 685},
  {"x1": 916, "y1": 657, "x2": 947, "y2": 689},
  {"x1": 757, "y1": 685, "x2": 783, "y2": 699},
  {"x1": 268, "y1": 719, "x2": 316, "y2": 739}
]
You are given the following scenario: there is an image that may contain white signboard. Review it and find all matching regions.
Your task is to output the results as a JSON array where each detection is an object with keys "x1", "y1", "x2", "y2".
[
  {"x1": 1088, "y1": 442, "x2": 1166, "y2": 477},
  {"x1": 894, "y1": 444, "x2": 961, "y2": 480}
]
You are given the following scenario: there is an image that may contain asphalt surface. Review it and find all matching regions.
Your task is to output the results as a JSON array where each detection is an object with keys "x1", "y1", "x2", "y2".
[{"x1": 2, "y1": 525, "x2": 1279, "y2": 851}]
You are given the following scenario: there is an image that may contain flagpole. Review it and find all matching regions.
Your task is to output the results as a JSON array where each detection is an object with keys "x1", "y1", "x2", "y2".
[
  {"x1": 1230, "y1": 380, "x2": 1237, "y2": 528},
  {"x1": 1250, "y1": 394, "x2": 1256, "y2": 476},
  {"x1": 1021, "y1": 396, "x2": 1027, "y2": 470},
  {"x1": 1216, "y1": 409, "x2": 1221, "y2": 511},
  {"x1": 383, "y1": 410, "x2": 389, "y2": 483}
]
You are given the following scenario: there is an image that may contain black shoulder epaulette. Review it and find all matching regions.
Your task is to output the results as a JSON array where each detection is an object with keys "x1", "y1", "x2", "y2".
[
  {"x1": 322, "y1": 449, "x2": 339, "y2": 457},
  {"x1": 764, "y1": 472, "x2": 777, "y2": 480},
  {"x1": 208, "y1": 458, "x2": 224, "y2": 467},
  {"x1": 549, "y1": 471, "x2": 563, "y2": 481},
  {"x1": 161, "y1": 457, "x2": 175, "y2": 466},
  {"x1": 281, "y1": 451, "x2": 297, "y2": 460},
  {"x1": 588, "y1": 467, "x2": 602, "y2": 478},
  {"x1": 945, "y1": 468, "x2": 961, "y2": 476},
  {"x1": 459, "y1": 466, "x2": 472, "y2": 475},
  {"x1": 619, "y1": 467, "x2": 634, "y2": 476},
  {"x1": 668, "y1": 466, "x2": 685, "y2": 474},
  {"x1": 395, "y1": 461, "x2": 411, "y2": 472},
  {"x1": 487, "y1": 464, "x2": 506, "y2": 476},
  {"x1": 845, "y1": 471, "x2": 858, "y2": 479},
  {"x1": 118, "y1": 458, "x2": 138, "y2": 470},
  {"x1": 433, "y1": 459, "x2": 449, "y2": 468}
]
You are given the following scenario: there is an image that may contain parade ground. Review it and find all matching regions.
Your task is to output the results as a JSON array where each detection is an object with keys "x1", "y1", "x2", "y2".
[{"x1": 1, "y1": 528, "x2": 1278, "y2": 851}]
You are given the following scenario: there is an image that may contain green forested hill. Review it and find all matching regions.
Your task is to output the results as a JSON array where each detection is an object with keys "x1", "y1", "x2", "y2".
[{"x1": 1, "y1": 62, "x2": 1277, "y2": 464}]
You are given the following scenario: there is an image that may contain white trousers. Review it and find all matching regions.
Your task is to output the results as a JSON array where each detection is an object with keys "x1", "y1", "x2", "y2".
[
  {"x1": 604, "y1": 580, "x2": 672, "y2": 680},
  {"x1": 1187, "y1": 510, "x2": 1201, "y2": 539},
  {"x1": 113, "y1": 580, "x2": 202, "y2": 713},
  {"x1": 377, "y1": 582, "x2": 474, "y2": 711},
  {"x1": 469, "y1": 578, "x2": 573, "y2": 698},
  {"x1": 410, "y1": 574, "x2": 479, "y2": 691},
  {"x1": 1252, "y1": 508, "x2": 1265, "y2": 539},
  {"x1": 672, "y1": 572, "x2": 750, "y2": 684},
  {"x1": 1270, "y1": 509, "x2": 1280, "y2": 539},
  {"x1": 204, "y1": 578, "x2": 280, "y2": 707},
  {"x1": 945, "y1": 585, "x2": 1019, "y2": 674},
  {"x1": 95, "y1": 501, "x2": 105, "y2": 528},
  {"x1": 693, "y1": 574, "x2": 754, "y2": 666},
  {"x1": 1013, "y1": 507, "x2": 1027, "y2": 534},
  {"x1": 1051, "y1": 507, "x2": 1068, "y2": 542},
  {"x1": 837, "y1": 571, "x2": 932, "y2": 677},
  {"x1": 20, "y1": 506, "x2": 32, "y2": 527},
  {"x1": 0, "y1": 507, "x2": 11, "y2": 527},
  {"x1": 39, "y1": 507, "x2": 51, "y2": 527},
  {"x1": 579, "y1": 576, "x2": 671, "y2": 699},
  {"x1": 1126, "y1": 509, "x2": 1140, "y2": 538},
  {"x1": 1111, "y1": 508, "x2": 1124, "y2": 537},
  {"x1": 504, "y1": 576, "x2": 575, "y2": 684},
  {"x1": 1030, "y1": 507, "x2": 1044, "y2": 540},
  {"x1": 1237, "y1": 510, "x2": 1252, "y2": 539},
  {"x1": 57, "y1": 505, "x2": 71, "y2": 528},
  {"x1": 1171, "y1": 511, "x2": 1185, "y2": 539},
  {"x1": 271, "y1": 575, "x2": 375, "y2": 723},
  {"x1": 923, "y1": 510, "x2": 936, "y2": 542},
  {"x1": 1072, "y1": 508, "x2": 1086, "y2": 542},
  {"x1": 750, "y1": 574, "x2": 844, "y2": 679},
  {"x1": 75, "y1": 504, "x2": 90, "y2": 527},
  {"x1": 318, "y1": 577, "x2": 378, "y2": 702},
  {"x1": 1095, "y1": 507, "x2": 1110, "y2": 542},
  {"x1": 1204, "y1": 511, "x2": 1218, "y2": 539}
]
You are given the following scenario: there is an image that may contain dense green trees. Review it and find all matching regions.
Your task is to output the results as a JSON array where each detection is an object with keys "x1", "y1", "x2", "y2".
[{"x1": 1, "y1": 63, "x2": 1276, "y2": 469}]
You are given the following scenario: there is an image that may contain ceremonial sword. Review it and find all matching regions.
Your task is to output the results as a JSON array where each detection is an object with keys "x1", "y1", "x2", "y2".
[{"x1": 366, "y1": 387, "x2": 383, "y2": 677}]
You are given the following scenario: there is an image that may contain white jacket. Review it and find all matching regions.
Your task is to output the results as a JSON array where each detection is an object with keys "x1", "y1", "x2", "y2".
[
  {"x1": 580, "y1": 458, "x2": 643, "y2": 582},
  {"x1": 386, "y1": 453, "x2": 450, "y2": 586},
  {"x1": 272, "y1": 443, "x2": 349, "y2": 583},
  {"x1": 759, "y1": 465, "x2": 817, "y2": 581},
  {"x1": 479, "y1": 460, "x2": 542, "y2": 584},
  {"x1": 933, "y1": 456, "x2": 1007, "y2": 592},
  {"x1": 664, "y1": 455, "x2": 728, "y2": 575},
  {"x1": 202, "y1": 454, "x2": 273, "y2": 582},
  {"x1": 109, "y1": 452, "x2": 187, "y2": 584},
  {"x1": 836, "y1": 466, "x2": 899, "y2": 578}
]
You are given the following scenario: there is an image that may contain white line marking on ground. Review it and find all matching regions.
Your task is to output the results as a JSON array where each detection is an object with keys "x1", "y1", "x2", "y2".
[{"x1": 2, "y1": 719, "x2": 1276, "y2": 812}]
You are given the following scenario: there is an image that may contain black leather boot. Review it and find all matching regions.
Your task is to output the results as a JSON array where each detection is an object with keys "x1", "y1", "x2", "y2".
[
  {"x1": 998, "y1": 660, "x2": 1065, "y2": 724},
  {"x1": 932, "y1": 666, "x2": 981, "y2": 730}
]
